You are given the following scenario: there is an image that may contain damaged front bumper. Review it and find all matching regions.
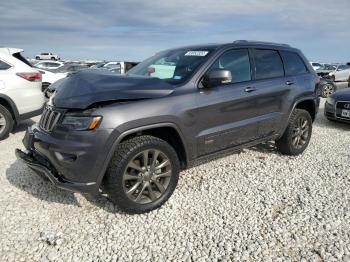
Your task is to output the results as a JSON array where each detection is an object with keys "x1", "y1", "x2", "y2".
[
  {"x1": 16, "y1": 148, "x2": 98, "y2": 194},
  {"x1": 14, "y1": 125, "x2": 114, "y2": 196}
]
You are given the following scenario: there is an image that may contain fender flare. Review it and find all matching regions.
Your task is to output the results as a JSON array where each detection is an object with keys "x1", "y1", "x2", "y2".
[
  {"x1": 280, "y1": 96, "x2": 318, "y2": 137},
  {"x1": 96, "y1": 122, "x2": 188, "y2": 186},
  {"x1": 0, "y1": 94, "x2": 20, "y2": 121}
]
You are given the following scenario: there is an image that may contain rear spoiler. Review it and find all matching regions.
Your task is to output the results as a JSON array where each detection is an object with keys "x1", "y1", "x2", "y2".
[{"x1": 0, "y1": 47, "x2": 24, "y2": 55}]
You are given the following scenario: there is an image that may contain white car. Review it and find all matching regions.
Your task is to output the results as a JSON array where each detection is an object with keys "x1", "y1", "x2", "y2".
[
  {"x1": 38, "y1": 69, "x2": 67, "y2": 97},
  {"x1": 35, "y1": 60, "x2": 64, "y2": 70},
  {"x1": 0, "y1": 47, "x2": 45, "y2": 140},
  {"x1": 310, "y1": 62, "x2": 322, "y2": 71},
  {"x1": 328, "y1": 64, "x2": 350, "y2": 82},
  {"x1": 103, "y1": 61, "x2": 139, "y2": 74},
  {"x1": 35, "y1": 52, "x2": 60, "y2": 61}
]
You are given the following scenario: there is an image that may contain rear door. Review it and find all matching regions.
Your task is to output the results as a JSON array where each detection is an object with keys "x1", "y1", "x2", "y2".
[{"x1": 249, "y1": 49, "x2": 291, "y2": 138}]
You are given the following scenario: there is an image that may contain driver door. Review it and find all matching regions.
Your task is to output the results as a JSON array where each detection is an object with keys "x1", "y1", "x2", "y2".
[{"x1": 194, "y1": 48, "x2": 260, "y2": 156}]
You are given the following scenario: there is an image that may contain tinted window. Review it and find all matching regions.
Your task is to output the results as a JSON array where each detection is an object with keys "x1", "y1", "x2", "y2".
[
  {"x1": 209, "y1": 49, "x2": 251, "y2": 83},
  {"x1": 253, "y1": 49, "x2": 284, "y2": 80},
  {"x1": 338, "y1": 65, "x2": 350, "y2": 71},
  {"x1": 12, "y1": 52, "x2": 32, "y2": 67},
  {"x1": 312, "y1": 63, "x2": 322, "y2": 67},
  {"x1": 0, "y1": 60, "x2": 11, "y2": 70},
  {"x1": 280, "y1": 51, "x2": 308, "y2": 76}
]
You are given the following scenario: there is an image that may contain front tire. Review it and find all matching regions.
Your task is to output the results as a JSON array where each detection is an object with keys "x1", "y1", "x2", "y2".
[
  {"x1": 0, "y1": 105, "x2": 14, "y2": 140},
  {"x1": 276, "y1": 109, "x2": 312, "y2": 156},
  {"x1": 35, "y1": 56, "x2": 40, "y2": 60},
  {"x1": 103, "y1": 135, "x2": 180, "y2": 214}
]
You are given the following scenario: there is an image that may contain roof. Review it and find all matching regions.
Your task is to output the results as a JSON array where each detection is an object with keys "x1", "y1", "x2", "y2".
[
  {"x1": 0, "y1": 47, "x2": 23, "y2": 55},
  {"x1": 166, "y1": 40, "x2": 294, "y2": 52}
]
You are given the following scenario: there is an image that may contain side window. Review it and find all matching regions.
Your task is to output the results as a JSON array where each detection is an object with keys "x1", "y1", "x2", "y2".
[
  {"x1": 209, "y1": 49, "x2": 251, "y2": 83},
  {"x1": 0, "y1": 60, "x2": 11, "y2": 70},
  {"x1": 280, "y1": 51, "x2": 308, "y2": 76},
  {"x1": 253, "y1": 49, "x2": 284, "y2": 80}
]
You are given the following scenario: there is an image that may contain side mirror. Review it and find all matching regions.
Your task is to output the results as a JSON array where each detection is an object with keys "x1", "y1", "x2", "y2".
[{"x1": 202, "y1": 69, "x2": 232, "y2": 88}]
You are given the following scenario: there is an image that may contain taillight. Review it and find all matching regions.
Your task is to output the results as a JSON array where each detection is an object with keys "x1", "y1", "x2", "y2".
[{"x1": 16, "y1": 72, "x2": 41, "y2": 82}]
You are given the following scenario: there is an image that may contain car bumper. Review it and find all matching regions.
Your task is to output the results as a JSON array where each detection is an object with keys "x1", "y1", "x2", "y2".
[
  {"x1": 324, "y1": 101, "x2": 350, "y2": 123},
  {"x1": 16, "y1": 124, "x2": 116, "y2": 195},
  {"x1": 16, "y1": 148, "x2": 99, "y2": 194}
]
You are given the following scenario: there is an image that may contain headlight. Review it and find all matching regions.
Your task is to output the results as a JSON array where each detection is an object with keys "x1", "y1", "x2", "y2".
[
  {"x1": 61, "y1": 115, "x2": 102, "y2": 130},
  {"x1": 326, "y1": 97, "x2": 335, "y2": 105}
]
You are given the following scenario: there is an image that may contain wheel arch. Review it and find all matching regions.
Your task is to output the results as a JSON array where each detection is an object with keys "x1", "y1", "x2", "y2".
[
  {"x1": 294, "y1": 99, "x2": 317, "y2": 122},
  {"x1": 96, "y1": 123, "x2": 188, "y2": 186},
  {"x1": 0, "y1": 94, "x2": 19, "y2": 121}
]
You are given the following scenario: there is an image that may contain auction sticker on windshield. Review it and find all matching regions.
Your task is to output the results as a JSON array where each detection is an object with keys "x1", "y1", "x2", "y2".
[{"x1": 185, "y1": 51, "x2": 209, "y2": 56}]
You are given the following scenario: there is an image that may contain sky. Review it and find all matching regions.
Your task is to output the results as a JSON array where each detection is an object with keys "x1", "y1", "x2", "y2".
[{"x1": 1, "y1": 0, "x2": 349, "y2": 62}]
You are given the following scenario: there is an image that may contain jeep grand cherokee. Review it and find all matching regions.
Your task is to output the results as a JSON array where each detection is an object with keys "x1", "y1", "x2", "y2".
[{"x1": 16, "y1": 41, "x2": 320, "y2": 214}]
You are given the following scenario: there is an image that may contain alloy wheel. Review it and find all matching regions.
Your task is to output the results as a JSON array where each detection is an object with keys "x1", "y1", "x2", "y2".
[
  {"x1": 0, "y1": 112, "x2": 6, "y2": 134},
  {"x1": 122, "y1": 149, "x2": 172, "y2": 204},
  {"x1": 322, "y1": 84, "x2": 334, "y2": 97},
  {"x1": 291, "y1": 116, "x2": 309, "y2": 149}
]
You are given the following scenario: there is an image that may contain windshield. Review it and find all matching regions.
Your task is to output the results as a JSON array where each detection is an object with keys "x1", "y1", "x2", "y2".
[{"x1": 127, "y1": 48, "x2": 214, "y2": 84}]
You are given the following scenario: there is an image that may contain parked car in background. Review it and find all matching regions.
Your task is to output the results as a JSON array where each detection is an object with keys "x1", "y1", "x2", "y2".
[
  {"x1": 38, "y1": 69, "x2": 67, "y2": 94},
  {"x1": 17, "y1": 41, "x2": 319, "y2": 213},
  {"x1": 310, "y1": 62, "x2": 322, "y2": 70},
  {"x1": 316, "y1": 64, "x2": 336, "y2": 77},
  {"x1": 103, "y1": 61, "x2": 139, "y2": 74},
  {"x1": 0, "y1": 47, "x2": 44, "y2": 140},
  {"x1": 325, "y1": 88, "x2": 350, "y2": 123},
  {"x1": 52, "y1": 63, "x2": 89, "y2": 74},
  {"x1": 318, "y1": 78, "x2": 337, "y2": 98},
  {"x1": 35, "y1": 60, "x2": 64, "y2": 70},
  {"x1": 44, "y1": 64, "x2": 89, "y2": 97},
  {"x1": 329, "y1": 64, "x2": 350, "y2": 82},
  {"x1": 35, "y1": 52, "x2": 60, "y2": 61},
  {"x1": 90, "y1": 62, "x2": 106, "y2": 69}
]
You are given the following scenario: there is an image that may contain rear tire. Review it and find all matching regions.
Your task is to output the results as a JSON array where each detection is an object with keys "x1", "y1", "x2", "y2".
[
  {"x1": 0, "y1": 105, "x2": 14, "y2": 140},
  {"x1": 35, "y1": 56, "x2": 40, "y2": 60},
  {"x1": 103, "y1": 135, "x2": 180, "y2": 214},
  {"x1": 276, "y1": 109, "x2": 312, "y2": 156}
]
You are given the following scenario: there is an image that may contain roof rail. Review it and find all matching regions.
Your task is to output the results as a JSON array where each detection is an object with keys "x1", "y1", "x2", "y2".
[{"x1": 233, "y1": 40, "x2": 291, "y2": 47}]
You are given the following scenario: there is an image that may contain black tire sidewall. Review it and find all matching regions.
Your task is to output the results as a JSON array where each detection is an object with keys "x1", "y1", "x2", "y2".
[
  {"x1": 0, "y1": 105, "x2": 14, "y2": 140},
  {"x1": 105, "y1": 136, "x2": 180, "y2": 213},
  {"x1": 285, "y1": 110, "x2": 313, "y2": 155}
]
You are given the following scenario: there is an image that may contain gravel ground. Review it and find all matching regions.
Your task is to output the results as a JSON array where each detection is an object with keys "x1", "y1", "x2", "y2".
[{"x1": 1, "y1": 99, "x2": 350, "y2": 261}]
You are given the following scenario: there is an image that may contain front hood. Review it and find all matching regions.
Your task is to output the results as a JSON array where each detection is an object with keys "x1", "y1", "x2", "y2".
[
  {"x1": 51, "y1": 70, "x2": 174, "y2": 109},
  {"x1": 331, "y1": 88, "x2": 350, "y2": 100}
]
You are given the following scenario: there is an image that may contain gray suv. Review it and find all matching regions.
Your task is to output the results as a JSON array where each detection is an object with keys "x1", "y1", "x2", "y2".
[{"x1": 16, "y1": 41, "x2": 320, "y2": 213}]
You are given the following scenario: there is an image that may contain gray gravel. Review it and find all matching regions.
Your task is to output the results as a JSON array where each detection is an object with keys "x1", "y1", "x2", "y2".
[{"x1": 1, "y1": 99, "x2": 350, "y2": 261}]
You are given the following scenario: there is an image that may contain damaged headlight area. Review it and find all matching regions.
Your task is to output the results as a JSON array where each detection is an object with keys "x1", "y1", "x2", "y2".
[{"x1": 61, "y1": 115, "x2": 102, "y2": 131}]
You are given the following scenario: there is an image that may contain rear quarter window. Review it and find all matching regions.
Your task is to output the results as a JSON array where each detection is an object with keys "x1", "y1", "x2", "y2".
[
  {"x1": 280, "y1": 51, "x2": 308, "y2": 76},
  {"x1": 0, "y1": 60, "x2": 11, "y2": 70},
  {"x1": 253, "y1": 49, "x2": 284, "y2": 80}
]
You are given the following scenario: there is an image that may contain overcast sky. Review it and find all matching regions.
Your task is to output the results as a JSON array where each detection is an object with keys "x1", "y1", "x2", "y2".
[{"x1": 1, "y1": 0, "x2": 349, "y2": 62}]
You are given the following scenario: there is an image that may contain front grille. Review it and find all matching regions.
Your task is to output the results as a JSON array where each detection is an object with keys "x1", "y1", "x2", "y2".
[
  {"x1": 336, "y1": 101, "x2": 350, "y2": 110},
  {"x1": 335, "y1": 101, "x2": 350, "y2": 119},
  {"x1": 39, "y1": 106, "x2": 61, "y2": 132}
]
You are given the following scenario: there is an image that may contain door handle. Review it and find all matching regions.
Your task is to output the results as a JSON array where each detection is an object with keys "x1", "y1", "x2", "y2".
[
  {"x1": 286, "y1": 80, "x2": 295, "y2": 85},
  {"x1": 244, "y1": 87, "x2": 257, "y2": 93}
]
